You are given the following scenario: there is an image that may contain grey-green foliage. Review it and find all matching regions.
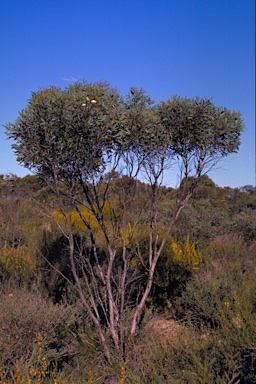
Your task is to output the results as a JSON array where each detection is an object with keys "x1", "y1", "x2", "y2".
[
  {"x1": 158, "y1": 96, "x2": 244, "y2": 177},
  {"x1": 159, "y1": 96, "x2": 243, "y2": 154},
  {"x1": 231, "y1": 210, "x2": 256, "y2": 243},
  {"x1": 0, "y1": 287, "x2": 80, "y2": 368},
  {"x1": 6, "y1": 83, "x2": 244, "y2": 183},
  {"x1": 6, "y1": 81, "x2": 121, "y2": 181}
]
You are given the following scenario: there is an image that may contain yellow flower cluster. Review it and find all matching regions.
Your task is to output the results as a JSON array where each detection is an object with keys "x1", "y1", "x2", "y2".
[
  {"x1": 119, "y1": 222, "x2": 137, "y2": 248},
  {"x1": 233, "y1": 290, "x2": 244, "y2": 327},
  {"x1": 0, "y1": 247, "x2": 37, "y2": 282},
  {"x1": 0, "y1": 333, "x2": 68, "y2": 384},
  {"x1": 171, "y1": 236, "x2": 202, "y2": 271},
  {"x1": 119, "y1": 361, "x2": 127, "y2": 384},
  {"x1": 221, "y1": 290, "x2": 246, "y2": 329},
  {"x1": 52, "y1": 208, "x2": 99, "y2": 233}
]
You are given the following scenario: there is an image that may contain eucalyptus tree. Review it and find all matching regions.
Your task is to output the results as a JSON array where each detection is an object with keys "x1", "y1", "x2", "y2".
[{"x1": 5, "y1": 81, "x2": 244, "y2": 361}]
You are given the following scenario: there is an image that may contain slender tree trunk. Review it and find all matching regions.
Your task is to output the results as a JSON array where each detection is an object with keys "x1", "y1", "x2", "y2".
[
  {"x1": 68, "y1": 228, "x2": 112, "y2": 361},
  {"x1": 128, "y1": 192, "x2": 192, "y2": 343}
]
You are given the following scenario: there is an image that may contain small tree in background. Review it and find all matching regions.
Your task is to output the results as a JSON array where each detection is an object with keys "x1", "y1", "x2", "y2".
[{"x1": 5, "y1": 80, "x2": 244, "y2": 362}]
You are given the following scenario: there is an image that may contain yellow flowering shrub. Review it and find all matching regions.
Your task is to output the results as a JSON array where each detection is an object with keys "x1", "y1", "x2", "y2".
[
  {"x1": 0, "y1": 247, "x2": 37, "y2": 282},
  {"x1": 53, "y1": 207, "x2": 100, "y2": 232},
  {"x1": 142, "y1": 235, "x2": 202, "y2": 313},
  {"x1": 171, "y1": 235, "x2": 202, "y2": 271},
  {"x1": 118, "y1": 221, "x2": 138, "y2": 248}
]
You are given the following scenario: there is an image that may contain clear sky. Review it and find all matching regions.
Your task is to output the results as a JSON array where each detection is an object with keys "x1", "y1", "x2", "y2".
[{"x1": 0, "y1": 0, "x2": 255, "y2": 188}]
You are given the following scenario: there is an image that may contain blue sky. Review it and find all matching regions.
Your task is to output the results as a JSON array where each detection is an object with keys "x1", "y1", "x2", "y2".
[{"x1": 0, "y1": 0, "x2": 255, "y2": 188}]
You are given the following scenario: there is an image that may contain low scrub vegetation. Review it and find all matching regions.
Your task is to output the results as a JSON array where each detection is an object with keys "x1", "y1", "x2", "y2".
[{"x1": 0, "y1": 174, "x2": 255, "y2": 383}]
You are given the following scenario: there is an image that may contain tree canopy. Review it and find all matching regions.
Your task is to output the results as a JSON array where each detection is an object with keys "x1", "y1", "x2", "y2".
[{"x1": 6, "y1": 81, "x2": 244, "y2": 185}]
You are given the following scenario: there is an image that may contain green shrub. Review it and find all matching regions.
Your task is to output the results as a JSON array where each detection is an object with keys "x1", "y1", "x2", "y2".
[
  {"x1": 180, "y1": 237, "x2": 256, "y2": 383},
  {"x1": 124, "y1": 317, "x2": 241, "y2": 383},
  {"x1": 0, "y1": 287, "x2": 78, "y2": 370}
]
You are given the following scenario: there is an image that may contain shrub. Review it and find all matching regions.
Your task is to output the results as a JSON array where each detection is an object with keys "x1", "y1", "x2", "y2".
[
  {"x1": 147, "y1": 235, "x2": 202, "y2": 313},
  {"x1": 0, "y1": 247, "x2": 37, "y2": 283},
  {"x1": 125, "y1": 317, "x2": 240, "y2": 383},
  {"x1": 180, "y1": 237, "x2": 256, "y2": 383},
  {"x1": 181, "y1": 237, "x2": 254, "y2": 325},
  {"x1": 171, "y1": 235, "x2": 202, "y2": 271},
  {"x1": 0, "y1": 287, "x2": 78, "y2": 370}
]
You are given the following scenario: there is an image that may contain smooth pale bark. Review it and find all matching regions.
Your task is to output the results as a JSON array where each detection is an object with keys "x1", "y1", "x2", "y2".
[{"x1": 129, "y1": 191, "x2": 192, "y2": 342}]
